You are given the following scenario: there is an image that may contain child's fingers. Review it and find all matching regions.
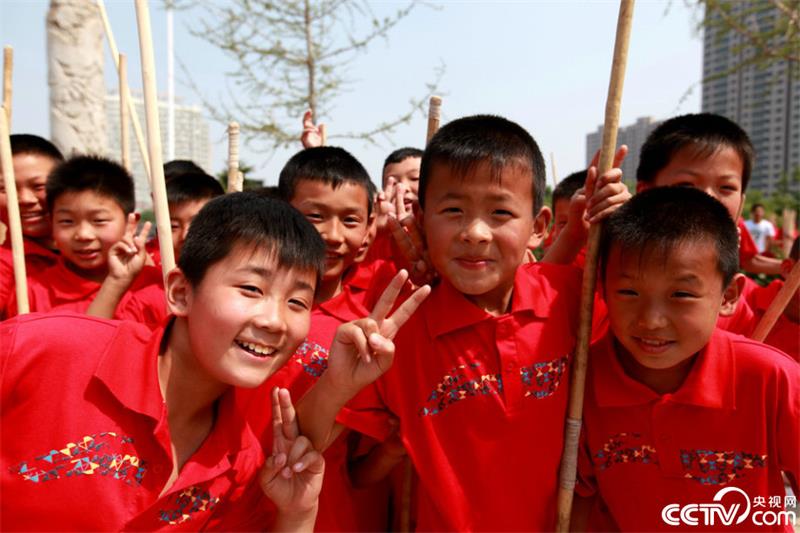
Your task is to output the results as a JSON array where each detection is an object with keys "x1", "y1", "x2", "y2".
[
  {"x1": 589, "y1": 149, "x2": 600, "y2": 169},
  {"x1": 388, "y1": 216, "x2": 421, "y2": 265},
  {"x1": 395, "y1": 183, "x2": 408, "y2": 219},
  {"x1": 134, "y1": 221, "x2": 152, "y2": 247},
  {"x1": 271, "y1": 387, "x2": 287, "y2": 456},
  {"x1": 370, "y1": 269, "x2": 409, "y2": 322},
  {"x1": 367, "y1": 332, "x2": 395, "y2": 363},
  {"x1": 302, "y1": 109, "x2": 314, "y2": 129},
  {"x1": 124, "y1": 213, "x2": 137, "y2": 239},
  {"x1": 612, "y1": 145, "x2": 628, "y2": 169},
  {"x1": 285, "y1": 435, "x2": 317, "y2": 473},
  {"x1": 277, "y1": 388, "x2": 299, "y2": 442},
  {"x1": 583, "y1": 166, "x2": 598, "y2": 199},
  {"x1": 336, "y1": 319, "x2": 379, "y2": 364},
  {"x1": 587, "y1": 190, "x2": 631, "y2": 223},
  {"x1": 400, "y1": 215, "x2": 425, "y2": 255},
  {"x1": 383, "y1": 284, "x2": 431, "y2": 338}
]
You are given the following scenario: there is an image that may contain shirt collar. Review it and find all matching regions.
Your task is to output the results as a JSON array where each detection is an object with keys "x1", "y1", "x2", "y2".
[
  {"x1": 591, "y1": 328, "x2": 736, "y2": 409},
  {"x1": 318, "y1": 287, "x2": 364, "y2": 322},
  {"x1": 46, "y1": 259, "x2": 102, "y2": 301},
  {"x1": 426, "y1": 263, "x2": 552, "y2": 338}
]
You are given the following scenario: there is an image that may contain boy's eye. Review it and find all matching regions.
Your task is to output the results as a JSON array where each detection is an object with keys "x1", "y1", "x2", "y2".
[
  {"x1": 672, "y1": 290, "x2": 696, "y2": 299},
  {"x1": 493, "y1": 209, "x2": 513, "y2": 217},
  {"x1": 617, "y1": 289, "x2": 638, "y2": 296},
  {"x1": 94, "y1": 219, "x2": 109, "y2": 224},
  {"x1": 238, "y1": 285, "x2": 263, "y2": 296},
  {"x1": 344, "y1": 216, "x2": 361, "y2": 226},
  {"x1": 305, "y1": 213, "x2": 323, "y2": 221},
  {"x1": 409, "y1": 175, "x2": 420, "y2": 182},
  {"x1": 441, "y1": 207, "x2": 461, "y2": 215},
  {"x1": 720, "y1": 185, "x2": 739, "y2": 193},
  {"x1": 289, "y1": 298, "x2": 309, "y2": 310}
]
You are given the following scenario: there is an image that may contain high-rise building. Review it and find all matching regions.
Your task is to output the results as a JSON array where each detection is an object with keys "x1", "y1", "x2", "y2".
[
  {"x1": 106, "y1": 93, "x2": 212, "y2": 211},
  {"x1": 701, "y1": 1, "x2": 799, "y2": 194},
  {"x1": 585, "y1": 116, "x2": 662, "y2": 185}
]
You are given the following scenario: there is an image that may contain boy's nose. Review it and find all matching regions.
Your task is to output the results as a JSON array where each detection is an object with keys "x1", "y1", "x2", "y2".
[
  {"x1": 461, "y1": 218, "x2": 491, "y2": 243},
  {"x1": 73, "y1": 221, "x2": 94, "y2": 240},
  {"x1": 253, "y1": 300, "x2": 288, "y2": 334},
  {"x1": 636, "y1": 304, "x2": 669, "y2": 330},
  {"x1": 321, "y1": 219, "x2": 344, "y2": 245},
  {"x1": 17, "y1": 187, "x2": 37, "y2": 206}
]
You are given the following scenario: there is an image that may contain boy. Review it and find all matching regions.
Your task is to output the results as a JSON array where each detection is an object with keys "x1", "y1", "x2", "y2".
[
  {"x1": 745, "y1": 202, "x2": 777, "y2": 255},
  {"x1": 0, "y1": 134, "x2": 64, "y2": 303},
  {"x1": 573, "y1": 186, "x2": 799, "y2": 531},
  {"x1": 550, "y1": 170, "x2": 587, "y2": 245},
  {"x1": 1, "y1": 155, "x2": 161, "y2": 324},
  {"x1": 1, "y1": 193, "x2": 328, "y2": 530},
  {"x1": 296, "y1": 114, "x2": 629, "y2": 531},
  {"x1": 636, "y1": 112, "x2": 782, "y2": 276}
]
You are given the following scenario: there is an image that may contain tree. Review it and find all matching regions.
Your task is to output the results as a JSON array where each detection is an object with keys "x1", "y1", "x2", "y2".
[
  {"x1": 179, "y1": 0, "x2": 442, "y2": 150},
  {"x1": 696, "y1": 0, "x2": 799, "y2": 79}
]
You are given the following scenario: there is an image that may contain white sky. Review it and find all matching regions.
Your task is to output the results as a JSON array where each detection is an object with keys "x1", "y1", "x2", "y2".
[{"x1": 1, "y1": 0, "x2": 703, "y2": 188}]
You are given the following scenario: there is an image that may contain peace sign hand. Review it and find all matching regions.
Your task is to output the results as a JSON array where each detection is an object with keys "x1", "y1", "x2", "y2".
[
  {"x1": 327, "y1": 270, "x2": 431, "y2": 397},
  {"x1": 107, "y1": 215, "x2": 152, "y2": 285},
  {"x1": 260, "y1": 387, "x2": 324, "y2": 523}
]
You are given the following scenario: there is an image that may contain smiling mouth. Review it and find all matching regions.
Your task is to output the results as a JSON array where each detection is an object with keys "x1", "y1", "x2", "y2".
[
  {"x1": 235, "y1": 339, "x2": 276, "y2": 358},
  {"x1": 74, "y1": 249, "x2": 100, "y2": 259},
  {"x1": 633, "y1": 337, "x2": 675, "y2": 353}
]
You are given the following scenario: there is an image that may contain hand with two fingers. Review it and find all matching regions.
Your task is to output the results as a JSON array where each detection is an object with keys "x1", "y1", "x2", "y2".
[
  {"x1": 107, "y1": 215, "x2": 152, "y2": 284},
  {"x1": 385, "y1": 191, "x2": 436, "y2": 287},
  {"x1": 300, "y1": 110, "x2": 325, "y2": 149}
]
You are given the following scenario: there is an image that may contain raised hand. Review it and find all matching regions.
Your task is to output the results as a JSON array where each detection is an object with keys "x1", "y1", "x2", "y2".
[
  {"x1": 327, "y1": 270, "x2": 430, "y2": 396},
  {"x1": 584, "y1": 145, "x2": 630, "y2": 224},
  {"x1": 386, "y1": 190, "x2": 436, "y2": 286},
  {"x1": 107, "y1": 215, "x2": 152, "y2": 283},
  {"x1": 260, "y1": 387, "x2": 324, "y2": 523},
  {"x1": 300, "y1": 110, "x2": 324, "y2": 149},
  {"x1": 375, "y1": 176, "x2": 398, "y2": 232}
]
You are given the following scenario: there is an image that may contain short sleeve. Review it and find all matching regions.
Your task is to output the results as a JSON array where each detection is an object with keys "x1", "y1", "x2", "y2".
[{"x1": 336, "y1": 382, "x2": 394, "y2": 442}]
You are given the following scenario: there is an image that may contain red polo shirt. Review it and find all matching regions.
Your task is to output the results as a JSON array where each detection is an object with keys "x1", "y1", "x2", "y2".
[
  {"x1": 248, "y1": 274, "x2": 394, "y2": 532},
  {"x1": 576, "y1": 329, "x2": 800, "y2": 531},
  {"x1": 339, "y1": 262, "x2": 584, "y2": 531},
  {"x1": 1, "y1": 313, "x2": 272, "y2": 531},
  {"x1": 0, "y1": 237, "x2": 59, "y2": 316},
  {"x1": 747, "y1": 280, "x2": 799, "y2": 361},
  {"x1": 2, "y1": 259, "x2": 166, "y2": 327}
]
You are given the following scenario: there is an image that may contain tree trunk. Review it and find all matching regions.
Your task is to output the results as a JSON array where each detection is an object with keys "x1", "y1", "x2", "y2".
[
  {"x1": 47, "y1": 0, "x2": 106, "y2": 156},
  {"x1": 304, "y1": 0, "x2": 317, "y2": 118}
]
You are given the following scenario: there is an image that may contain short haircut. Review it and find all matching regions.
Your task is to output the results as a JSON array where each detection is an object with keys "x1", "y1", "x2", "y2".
[
  {"x1": 279, "y1": 146, "x2": 375, "y2": 215},
  {"x1": 419, "y1": 114, "x2": 546, "y2": 213},
  {"x1": 179, "y1": 192, "x2": 325, "y2": 287},
  {"x1": 382, "y1": 147, "x2": 423, "y2": 173},
  {"x1": 10, "y1": 134, "x2": 64, "y2": 163},
  {"x1": 166, "y1": 172, "x2": 224, "y2": 206},
  {"x1": 164, "y1": 159, "x2": 205, "y2": 181},
  {"x1": 750, "y1": 202, "x2": 765, "y2": 213},
  {"x1": 636, "y1": 113, "x2": 754, "y2": 191},
  {"x1": 552, "y1": 170, "x2": 587, "y2": 210},
  {"x1": 599, "y1": 186, "x2": 739, "y2": 288},
  {"x1": 46, "y1": 155, "x2": 135, "y2": 215}
]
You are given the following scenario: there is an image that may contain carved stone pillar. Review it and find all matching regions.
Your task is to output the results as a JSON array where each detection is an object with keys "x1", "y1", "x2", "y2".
[{"x1": 47, "y1": 0, "x2": 106, "y2": 156}]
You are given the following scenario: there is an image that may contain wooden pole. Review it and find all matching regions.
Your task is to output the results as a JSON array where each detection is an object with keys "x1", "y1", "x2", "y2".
[
  {"x1": 134, "y1": 0, "x2": 175, "y2": 277},
  {"x1": 97, "y1": 0, "x2": 151, "y2": 183},
  {"x1": 426, "y1": 95, "x2": 442, "y2": 144},
  {"x1": 227, "y1": 121, "x2": 242, "y2": 193},
  {"x1": 751, "y1": 260, "x2": 800, "y2": 342},
  {"x1": 555, "y1": 2, "x2": 635, "y2": 531},
  {"x1": 319, "y1": 123, "x2": 327, "y2": 147},
  {"x1": 550, "y1": 152, "x2": 559, "y2": 189},
  {"x1": 0, "y1": 107, "x2": 29, "y2": 314},
  {"x1": 3, "y1": 46, "x2": 12, "y2": 126},
  {"x1": 119, "y1": 53, "x2": 131, "y2": 172}
]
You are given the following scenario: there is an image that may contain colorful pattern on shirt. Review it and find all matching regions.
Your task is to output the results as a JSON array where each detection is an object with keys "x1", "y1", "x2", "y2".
[
  {"x1": 292, "y1": 339, "x2": 329, "y2": 377},
  {"x1": 680, "y1": 449, "x2": 768, "y2": 485},
  {"x1": 159, "y1": 486, "x2": 220, "y2": 525},
  {"x1": 594, "y1": 432, "x2": 658, "y2": 470},
  {"x1": 418, "y1": 363, "x2": 503, "y2": 417},
  {"x1": 520, "y1": 355, "x2": 569, "y2": 398},
  {"x1": 9, "y1": 432, "x2": 146, "y2": 486}
]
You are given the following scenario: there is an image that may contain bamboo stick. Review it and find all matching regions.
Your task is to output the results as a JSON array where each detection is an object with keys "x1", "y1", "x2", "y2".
[
  {"x1": 319, "y1": 123, "x2": 327, "y2": 147},
  {"x1": 426, "y1": 96, "x2": 442, "y2": 144},
  {"x1": 3, "y1": 47, "x2": 11, "y2": 126},
  {"x1": 751, "y1": 260, "x2": 800, "y2": 342},
  {"x1": 227, "y1": 121, "x2": 242, "y2": 193},
  {"x1": 96, "y1": 0, "x2": 151, "y2": 183},
  {"x1": 119, "y1": 53, "x2": 131, "y2": 172},
  {"x1": 550, "y1": 152, "x2": 559, "y2": 189},
  {"x1": 134, "y1": 0, "x2": 175, "y2": 277},
  {"x1": 555, "y1": 2, "x2": 635, "y2": 531},
  {"x1": 0, "y1": 107, "x2": 28, "y2": 314}
]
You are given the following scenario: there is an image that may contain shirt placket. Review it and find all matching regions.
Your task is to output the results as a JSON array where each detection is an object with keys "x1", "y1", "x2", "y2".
[{"x1": 497, "y1": 315, "x2": 522, "y2": 410}]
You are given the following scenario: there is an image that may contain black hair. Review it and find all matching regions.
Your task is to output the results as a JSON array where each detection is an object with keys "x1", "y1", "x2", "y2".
[
  {"x1": 636, "y1": 113, "x2": 754, "y2": 191},
  {"x1": 46, "y1": 155, "x2": 135, "y2": 215},
  {"x1": 278, "y1": 146, "x2": 375, "y2": 215},
  {"x1": 166, "y1": 172, "x2": 224, "y2": 206},
  {"x1": 750, "y1": 203, "x2": 765, "y2": 213},
  {"x1": 419, "y1": 114, "x2": 546, "y2": 213},
  {"x1": 164, "y1": 159, "x2": 205, "y2": 181},
  {"x1": 599, "y1": 186, "x2": 739, "y2": 288},
  {"x1": 10, "y1": 134, "x2": 64, "y2": 162},
  {"x1": 382, "y1": 147, "x2": 424, "y2": 173},
  {"x1": 179, "y1": 192, "x2": 325, "y2": 287},
  {"x1": 552, "y1": 170, "x2": 587, "y2": 215}
]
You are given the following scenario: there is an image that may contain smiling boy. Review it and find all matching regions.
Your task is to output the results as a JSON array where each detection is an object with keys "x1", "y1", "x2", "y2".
[
  {"x1": 572, "y1": 187, "x2": 799, "y2": 531},
  {"x1": 1, "y1": 194, "x2": 328, "y2": 530}
]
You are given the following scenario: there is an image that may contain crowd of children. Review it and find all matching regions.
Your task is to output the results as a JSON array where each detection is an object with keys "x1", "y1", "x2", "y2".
[{"x1": 0, "y1": 109, "x2": 797, "y2": 531}]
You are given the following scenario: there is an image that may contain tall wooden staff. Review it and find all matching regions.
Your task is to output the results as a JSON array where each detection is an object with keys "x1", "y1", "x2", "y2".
[
  {"x1": 119, "y1": 53, "x2": 131, "y2": 172},
  {"x1": 0, "y1": 107, "x2": 29, "y2": 314},
  {"x1": 426, "y1": 96, "x2": 442, "y2": 144},
  {"x1": 227, "y1": 121, "x2": 242, "y2": 193},
  {"x1": 550, "y1": 152, "x2": 559, "y2": 189},
  {"x1": 3, "y1": 46, "x2": 12, "y2": 126},
  {"x1": 97, "y1": 0, "x2": 151, "y2": 183},
  {"x1": 319, "y1": 123, "x2": 327, "y2": 146},
  {"x1": 555, "y1": 2, "x2": 635, "y2": 531},
  {"x1": 135, "y1": 0, "x2": 175, "y2": 276},
  {"x1": 751, "y1": 261, "x2": 800, "y2": 342}
]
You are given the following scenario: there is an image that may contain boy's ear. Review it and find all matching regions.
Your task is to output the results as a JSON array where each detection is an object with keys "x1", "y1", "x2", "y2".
[
  {"x1": 528, "y1": 206, "x2": 552, "y2": 249},
  {"x1": 165, "y1": 268, "x2": 193, "y2": 317},
  {"x1": 719, "y1": 273, "x2": 745, "y2": 317}
]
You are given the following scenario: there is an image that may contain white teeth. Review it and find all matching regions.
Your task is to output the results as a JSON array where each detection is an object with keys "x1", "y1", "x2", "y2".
[
  {"x1": 237, "y1": 340, "x2": 275, "y2": 356},
  {"x1": 640, "y1": 338, "x2": 668, "y2": 346}
]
